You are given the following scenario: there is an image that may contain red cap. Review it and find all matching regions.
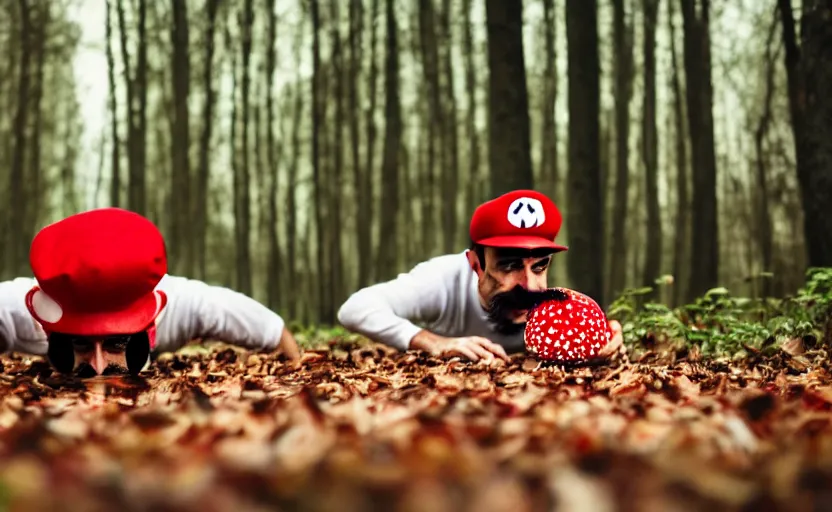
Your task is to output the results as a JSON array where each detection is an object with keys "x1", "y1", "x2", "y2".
[
  {"x1": 25, "y1": 208, "x2": 168, "y2": 338},
  {"x1": 469, "y1": 190, "x2": 567, "y2": 251},
  {"x1": 524, "y1": 288, "x2": 611, "y2": 363}
]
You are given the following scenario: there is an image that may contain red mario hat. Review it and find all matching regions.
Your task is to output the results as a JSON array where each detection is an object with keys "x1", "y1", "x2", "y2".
[
  {"x1": 469, "y1": 190, "x2": 567, "y2": 251},
  {"x1": 25, "y1": 208, "x2": 168, "y2": 337}
]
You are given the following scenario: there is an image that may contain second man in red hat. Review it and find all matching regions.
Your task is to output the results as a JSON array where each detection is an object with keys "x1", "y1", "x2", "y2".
[{"x1": 337, "y1": 190, "x2": 623, "y2": 363}]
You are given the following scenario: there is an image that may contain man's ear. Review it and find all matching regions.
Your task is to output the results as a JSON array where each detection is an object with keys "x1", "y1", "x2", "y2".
[
  {"x1": 46, "y1": 334, "x2": 75, "y2": 374},
  {"x1": 466, "y1": 249, "x2": 482, "y2": 274},
  {"x1": 126, "y1": 332, "x2": 151, "y2": 375}
]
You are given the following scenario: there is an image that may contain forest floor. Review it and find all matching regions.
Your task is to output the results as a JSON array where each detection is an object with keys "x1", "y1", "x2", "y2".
[{"x1": 0, "y1": 338, "x2": 831, "y2": 512}]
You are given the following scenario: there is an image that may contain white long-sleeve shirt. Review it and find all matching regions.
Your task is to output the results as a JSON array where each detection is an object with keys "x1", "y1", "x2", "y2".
[
  {"x1": 0, "y1": 275, "x2": 286, "y2": 355},
  {"x1": 337, "y1": 251, "x2": 526, "y2": 352}
]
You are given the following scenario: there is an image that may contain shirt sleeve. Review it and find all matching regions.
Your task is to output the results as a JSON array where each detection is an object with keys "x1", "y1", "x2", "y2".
[
  {"x1": 336, "y1": 255, "x2": 462, "y2": 351},
  {"x1": 155, "y1": 277, "x2": 286, "y2": 353},
  {"x1": 0, "y1": 278, "x2": 48, "y2": 356}
]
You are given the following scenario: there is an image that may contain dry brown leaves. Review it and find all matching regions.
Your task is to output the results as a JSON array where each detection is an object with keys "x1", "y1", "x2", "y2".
[{"x1": 0, "y1": 341, "x2": 832, "y2": 511}]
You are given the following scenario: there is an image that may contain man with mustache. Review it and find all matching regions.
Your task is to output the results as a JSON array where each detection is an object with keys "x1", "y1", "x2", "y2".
[
  {"x1": 337, "y1": 189, "x2": 623, "y2": 362},
  {"x1": 3, "y1": 207, "x2": 300, "y2": 377}
]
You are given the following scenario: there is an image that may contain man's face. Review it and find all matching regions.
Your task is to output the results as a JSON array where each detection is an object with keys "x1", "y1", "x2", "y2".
[
  {"x1": 467, "y1": 246, "x2": 554, "y2": 333},
  {"x1": 71, "y1": 336, "x2": 131, "y2": 377},
  {"x1": 47, "y1": 332, "x2": 150, "y2": 378}
]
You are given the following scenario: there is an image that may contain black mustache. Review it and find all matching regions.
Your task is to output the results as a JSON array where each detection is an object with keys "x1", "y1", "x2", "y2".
[
  {"x1": 73, "y1": 363, "x2": 130, "y2": 379},
  {"x1": 487, "y1": 286, "x2": 568, "y2": 314},
  {"x1": 488, "y1": 285, "x2": 569, "y2": 321}
]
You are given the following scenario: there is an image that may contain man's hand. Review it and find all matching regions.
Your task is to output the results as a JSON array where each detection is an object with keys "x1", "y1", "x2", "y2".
[
  {"x1": 597, "y1": 319, "x2": 627, "y2": 361},
  {"x1": 410, "y1": 329, "x2": 509, "y2": 362},
  {"x1": 277, "y1": 327, "x2": 302, "y2": 367}
]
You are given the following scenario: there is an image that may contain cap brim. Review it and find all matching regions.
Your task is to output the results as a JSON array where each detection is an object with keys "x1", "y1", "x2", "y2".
[
  {"x1": 476, "y1": 235, "x2": 568, "y2": 252},
  {"x1": 28, "y1": 289, "x2": 167, "y2": 337}
]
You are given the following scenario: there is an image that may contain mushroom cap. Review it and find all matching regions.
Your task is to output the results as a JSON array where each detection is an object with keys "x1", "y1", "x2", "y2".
[{"x1": 523, "y1": 288, "x2": 611, "y2": 363}]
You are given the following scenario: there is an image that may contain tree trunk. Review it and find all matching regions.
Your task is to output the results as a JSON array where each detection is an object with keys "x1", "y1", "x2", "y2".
[
  {"x1": 116, "y1": 0, "x2": 147, "y2": 216},
  {"x1": 254, "y1": 75, "x2": 268, "y2": 300},
  {"x1": 348, "y1": 0, "x2": 367, "y2": 288},
  {"x1": 485, "y1": 0, "x2": 534, "y2": 197},
  {"x1": 1, "y1": 7, "x2": 21, "y2": 257},
  {"x1": 440, "y1": 0, "x2": 460, "y2": 251},
  {"x1": 286, "y1": 33, "x2": 304, "y2": 319},
  {"x1": 95, "y1": 130, "x2": 107, "y2": 207},
  {"x1": 152, "y1": 6, "x2": 173, "y2": 227},
  {"x1": 600, "y1": 107, "x2": 613, "y2": 293},
  {"x1": 363, "y1": 0, "x2": 380, "y2": 284},
  {"x1": 235, "y1": 0, "x2": 254, "y2": 295},
  {"x1": 778, "y1": 0, "x2": 832, "y2": 267},
  {"x1": 539, "y1": 0, "x2": 559, "y2": 199},
  {"x1": 376, "y1": 0, "x2": 402, "y2": 279},
  {"x1": 608, "y1": 0, "x2": 633, "y2": 299},
  {"x1": 115, "y1": 0, "x2": 134, "y2": 213},
  {"x1": 228, "y1": 20, "x2": 240, "y2": 283},
  {"x1": 754, "y1": 10, "x2": 778, "y2": 296},
  {"x1": 329, "y1": 0, "x2": 345, "y2": 322},
  {"x1": 134, "y1": 0, "x2": 148, "y2": 215},
  {"x1": 169, "y1": 0, "x2": 191, "y2": 275},
  {"x1": 668, "y1": 0, "x2": 689, "y2": 306},
  {"x1": 195, "y1": 0, "x2": 220, "y2": 280},
  {"x1": 311, "y1": 0, "x2": 330, "y2": 322},
  {"x1": 401, "y1": 121, "x2": 415, "y2": 263},
  {"x1": 152, "y1": 87, "x2": 170, "y2": 227},
  {"x1": 565, "y1": 0, "x2": 604, "y2": 305},
  {"x1": 266, "y1": 0, "x2": 283, "y2": 310},
  {"x1": 105, "y1": 0, "x2": 121, "y2": 209},
  {"x1": 301, "y1": 219, "x2": 314, "y2": 324},
  {"x1": 642, "y1": 0, "x2": 661, "y2": 291},
  {"x1": 410, "y1": 11, "x2": 429, "y2": 253},
  {"x1": 9, "y1": 0, "x2": 31, "y2": 276},
  {"x1": 24, "y1": 3, "x2": 48, "y2": 255},
  {"x1": 462, "y1": 0, "x2": 482, "y2": 230},
  {"x1": 680, "y1": 0, "x2": 719, "y2": 300},
  {"x1": 418, "y1": 0, "x2": 441, "y2": 253}
]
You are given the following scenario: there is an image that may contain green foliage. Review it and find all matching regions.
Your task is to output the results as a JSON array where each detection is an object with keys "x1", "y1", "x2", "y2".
[
  {"x1": 607, "y1": 268, "x2": 832, "y2": 359},
  {"x1": 285, "y1": 269, "x2": 832, "y2": 359},
  {"x1": 288, "y1": 323, "x2": 367, "y2": 349}
]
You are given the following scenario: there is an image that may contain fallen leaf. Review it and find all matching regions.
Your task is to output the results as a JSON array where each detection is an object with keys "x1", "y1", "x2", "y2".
[{"x1": 0, "y1": 339, "x2": 829, "y2": 510}]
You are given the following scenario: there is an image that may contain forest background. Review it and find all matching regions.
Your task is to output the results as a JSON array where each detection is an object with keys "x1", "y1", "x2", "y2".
[{"x1": 0, "y1": 0, "x2": 827, "y2": 328}]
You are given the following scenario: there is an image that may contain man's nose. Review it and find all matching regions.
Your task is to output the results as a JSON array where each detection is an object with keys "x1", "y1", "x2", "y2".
[
  {"x1": 91, "y1": 342, "x2": 106, "y2": 375},
  {"x1": 516, "y1": 265, "x2": 535, "y2": 287}
]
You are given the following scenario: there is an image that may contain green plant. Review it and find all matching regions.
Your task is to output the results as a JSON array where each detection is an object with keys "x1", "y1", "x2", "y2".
[
  {"x1": 606, "y1": 267, "x2": 832, "y2": 359},
  {"x1": 291, "y1": 324, "x2": 367, "y2": 348}
]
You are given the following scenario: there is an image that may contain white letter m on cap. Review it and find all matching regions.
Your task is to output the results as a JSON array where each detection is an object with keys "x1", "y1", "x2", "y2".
[{"x1": 507, "y1": 197, "x2": 546, "y2": 228}]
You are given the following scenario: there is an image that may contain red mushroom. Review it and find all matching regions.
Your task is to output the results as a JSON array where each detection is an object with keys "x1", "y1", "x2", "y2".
[{"x1": 523, "y1": 288, "x2": 612, "y2": 363}]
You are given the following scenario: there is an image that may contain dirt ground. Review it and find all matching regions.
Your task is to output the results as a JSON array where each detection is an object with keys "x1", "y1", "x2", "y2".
[{"x1": 0, "y1": 340, "x2": 831, "y2": 512}]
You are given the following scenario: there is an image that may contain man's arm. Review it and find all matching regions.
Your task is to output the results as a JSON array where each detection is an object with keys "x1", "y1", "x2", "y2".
[
  {"x1": 197, "y1": 286, "x2": 300, "y2": 361},
  {"x1": 409, "y1": 329, "x2": 508, "y2": 362},
  {"x1": 0, "y1": 278, "x2": 48, "y2": 356},
  {"x1": 336, "y1": 254, "x2": 508, "y2": 361},
  {"x1": 155, "y1": 277, "x2": 300, "y2": 361},
  {"x1": 337, "y1": 257, "x2": 454, "y2": 351},
  {"x1": 276, "y1": 325, "x2": 301, "y2": 362}
]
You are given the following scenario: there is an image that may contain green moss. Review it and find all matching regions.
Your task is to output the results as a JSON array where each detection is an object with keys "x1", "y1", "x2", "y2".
[{"x1": 607, "y1": 267, "x2": 832, "y2": 359}]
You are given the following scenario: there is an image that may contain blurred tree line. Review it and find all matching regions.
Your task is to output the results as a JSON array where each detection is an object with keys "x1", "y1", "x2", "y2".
[{"x1": 0, "y1": 0, "x2": 829, "y2": 327}]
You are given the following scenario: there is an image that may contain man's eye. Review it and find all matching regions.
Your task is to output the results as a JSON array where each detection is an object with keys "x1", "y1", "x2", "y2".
[
  {"x1": 103, "y1": 337, "x2": 130, "y2": 352},
  {"x1": 532, "y1": 258, "x2": 551, "y2": 272},
  {"x1": 72, "y1": 341, "x2": 94, "y2": 353}
]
